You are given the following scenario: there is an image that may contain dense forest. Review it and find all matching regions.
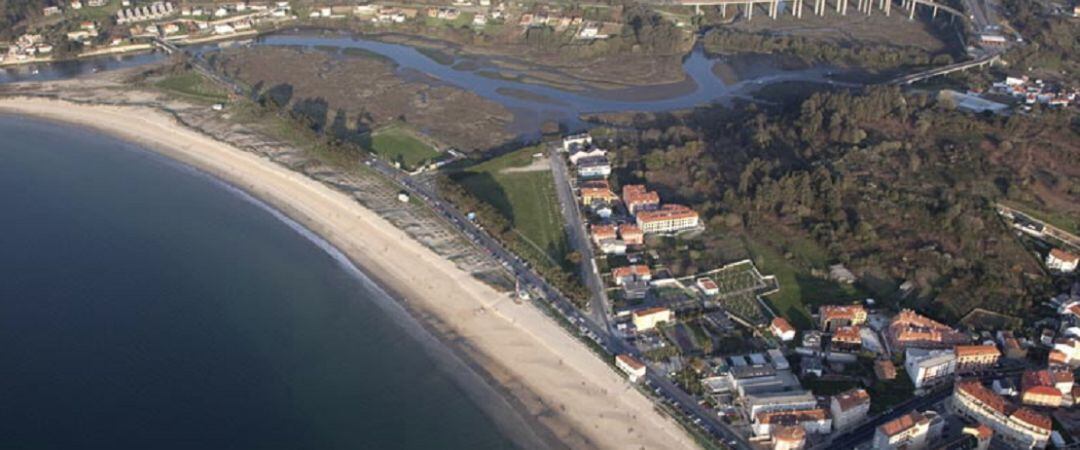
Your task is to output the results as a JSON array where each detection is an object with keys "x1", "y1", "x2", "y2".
[
  {"x1": 590, "y1": 87, "x2": 1078, "y2": 320},
  {"x1": 702, "y1": 29, "x2": 952, "y2": 71},
  {"x1": 0, "y1": 0, "x2": 49, "y2": 39}
]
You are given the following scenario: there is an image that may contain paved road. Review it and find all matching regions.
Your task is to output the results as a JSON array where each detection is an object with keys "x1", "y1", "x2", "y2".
[{"x1": 547, "y1": 145, "x2": 614, "y2": 334}]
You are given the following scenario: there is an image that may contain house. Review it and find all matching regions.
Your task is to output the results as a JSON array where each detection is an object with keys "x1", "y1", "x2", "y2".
[
  {"x1": 817, "y1": 305, "x2": 867, "y2": 331},
  {"x1": 615, "y1": 354, "x2": 646, "y2": 382},
  {"x1": 631, "y1": 307, "x2": 671, "y2": 331},
  {"x1": 561, "y1": 133, "x2": 591, "y2": 153},
  {"x1": 618, "y1": 224, "x2": 644, "y2": 246},
  {"x1": 1021, "y1": 370, "x2": 1063, "y2": 408},
  {"x1": 874, "y1": 359, "x2": 897, "y2": 381},
  {"x1": 830, "y1": 388, "x2": 870, "y2": 431},
  {"x1": 831, "y1": 326, "x2": 862, "y2": 351},
  {"x1": 874, "y1": 411, "x2": 931, "y2": 450},
  {"x1": 905, "y1": 348, "x2": 956, "y2": 389},
  {"x1": 887, "y1": 309, "x2": 968, "y2": 351},
  {"x1": 598, "y1": 239, "x2": 627, "y2": 256},
  {"x1": 952, "y1": 380, "x2": 1051, "y2": 449},
  {"x1": 753, "y1": 408, "x2": 831, "y2": 437},
  {"x1": 43, "y1": 6, "x2": 61, "y2": 15},
  {"x1": 635, "y1": 205, "x2": 700, "y2": 234},
  {"x1": 696, "y1": 278, "x2": 719, "y2": 296},
  {"x1": 622, "y1": 185, "x2": 660, "y2": 215},
  {"x1": 954, "y1": 345, "x2": 1001, "y2": 372},
  {"x1": 1052, "y1": 338, "x2": 1080, "y2": 366},
  {"x1": 998, "y1": 330, "x2": 1027, "y2": 360},
  {"x1": 770, "y1": 317, "x2": 796, "y2": 342},
  {"x1": 568, "y1": 147, "x2": 606, "y2": 165},
  {"x1": 70, "y1": 0, "x2": 83, "y2": 9},
  {"x1": 575, "y1": 156, "x2": 611, "y2": 179},
  {"x1": 612, "y1": 265, "x2": 651, "y2": 286},
  {"x1": 1048, "y1": 248, "x2": 1079, "y2": 273},
  {"x1": 590, "y1": 224, "x2": 617, "y2": 246},
  {"x1": 87, "y1": 0, "x2": 107, "y2": 6},
  {"x1": 580, "y1": 186, "x2": 618, "y2": 206}
]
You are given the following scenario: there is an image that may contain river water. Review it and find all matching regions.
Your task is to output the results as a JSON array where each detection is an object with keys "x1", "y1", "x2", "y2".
[
  {"x1": 2, "y1": 30, "x2": 846, "y2": 134},
  {"x1": 0, "y1": 116, "x2": 523, "y2": 449}
]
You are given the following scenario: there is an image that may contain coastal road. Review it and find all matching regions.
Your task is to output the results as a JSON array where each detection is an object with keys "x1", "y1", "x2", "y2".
[
  {"x1": 177, "y1": 43, "x2": 751, "y2": 448},
  {"x1": 361, "y1": 155, "x2": 752, "y2": 449},
  {"x1": 547, "y1": 144, "x2": 615, "y2": 335}
]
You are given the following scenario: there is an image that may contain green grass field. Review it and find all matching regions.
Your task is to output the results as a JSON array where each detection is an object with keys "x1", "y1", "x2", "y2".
[
  {"x1": 456, "y1": 147, "x2": 568, "y2": 267},
  {"x1": 744, "y1": 228, "x2": 863, "y2": 330},
  {"x1": 369, "y1": 126, "x2": 440, "y2": 170},
  {"x1": 154, "y1": 72, "x2": 229, "y2": 104}
]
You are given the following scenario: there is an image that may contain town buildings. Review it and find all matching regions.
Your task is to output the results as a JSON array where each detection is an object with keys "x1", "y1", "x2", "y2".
[
  {"x1": 622, "y1": 184, "x2": 660, "y2": 215},
  {"x1": 905, "y1": 348, "x2": 956, "y2": 389},
  {"x1": 635, "y1": 205, "x2": 700, "y2": 234},
  {"x1": 874, "y1": 411, "x2": 931, "y2": 450},
  {"x1": 1048, "y1": 248, "x2": 1079, "y2": 273},
  {"x1": 618, "y1": 224, "x2": 643, "y2": 246},
  {"x1": 954, "y1": 344, "x2": 1001, "y2": 372},
  {"x1": 568, "y1": 147, "x2": 606, "y2": 165},
  {"x1": 831, "y1": 326, "x2": 862, "y2": 351},
  {"x1": 612, "y1": 265, "x2": 651, "y2": 285},
  {"x1": 116, "y1": 1, "x2": 176, "y2": 24},
  {"x1": 770, "y1": 317, "x2": 796, "y2": 342},
  {"x1": 631, "y1": 307, "x2": 671, "y2": 332},
  {"x1": 745, "y1": 390, "x2": 817, "y2": 418},
  {"x1": 817, "y1": 305, "x2": 867, "y2": 331},
  {"x1": 830, "y1": 388, "x2": 870, "y2": 431},
  {"x1": 753, "y1": 408, "x2": 831, "y2": 437},
  {"x1": 590, "y1": 224, "x2": 617, "y2": 245},
  {"x1": 575, "y1": 156, "x2": 611, "y2": 179},
  {"x1": 771, "y1": 425, "x2": 806, "y2": 450},
  {"x1": 887, "y1": 309, "x2": 968, "y2": 351},
  {"x1": 952, "y1": 380, "x2": 1051, "y2": 449},
  {"x1": 1052, "y1": 338, "x2": 1080, "y2": 367},
  {"x1": 580, "y1": 185, "x2": 618, "y2": 206},
  {"x1": 1020, "y1": 370, "x2": 1064, "y2": 408},
  {"x1": 615, "y1": 354, "x2": 646, "y2": 382}
]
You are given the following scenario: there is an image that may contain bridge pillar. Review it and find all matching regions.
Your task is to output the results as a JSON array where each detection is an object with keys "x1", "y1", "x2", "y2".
[
  {"x1": 747, "y1": 2, "x2": 753, "y2": 20},
  {"x1": 932, "y1": 5, "x2": 938, "y2": 18},
  {"x1": 909, "y1": 1, "x2": 916, "y2": 20},
  {"x1": 721, "y1": 3, "x2": 726, "y2": 18},
  {"x1": 885, "y1": 0, "x2": 891, "y2": 15}
]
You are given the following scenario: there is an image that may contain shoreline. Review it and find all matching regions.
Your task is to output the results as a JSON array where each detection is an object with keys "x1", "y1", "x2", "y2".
[{"x1": 0, "y1": 96, "x2": 699, "y2": 450}]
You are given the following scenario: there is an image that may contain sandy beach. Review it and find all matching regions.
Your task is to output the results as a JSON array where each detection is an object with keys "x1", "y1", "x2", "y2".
[{"x1": 0, "y1": 97, "x2": 698, "y2": 450}]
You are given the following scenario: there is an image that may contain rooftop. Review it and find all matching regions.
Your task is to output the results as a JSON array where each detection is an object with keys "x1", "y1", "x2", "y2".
[
  {"x1": 1051, "y1": 248, "x2": 1079, "y2": 263},
  {"x1": 616, "y1": 354, "x2": 645, "y2": 370},
  {"x1": 832, "y1": 388, "x2": 870, "y2": 412},
  {"x1": 635, "y1": 204, "x2": 698, "y2": 223},
  {"x1": 878, "y1": 411, "x2": 927, "y2": 437},
  {"x1": 956, "y1": 380, "x2": 1009, "y2": 415},
  {"x1": 771, "y1": 317, "x2": 795, "y2": 334},
  {"x1": 955, "y1": 344, "x2": 1001, "y2": 358}
]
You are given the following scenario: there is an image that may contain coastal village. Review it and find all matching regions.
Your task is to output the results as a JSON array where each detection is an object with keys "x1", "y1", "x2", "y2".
[
  {"x1": 2, "y1": 0, "x2": 1079, "y2": 449},
  {"x1": 558, "y1": 128, "x2": 1080, "y2": 449},
  {"x1": 0, "y1": 0, "x2": 632, "y2": 66}
]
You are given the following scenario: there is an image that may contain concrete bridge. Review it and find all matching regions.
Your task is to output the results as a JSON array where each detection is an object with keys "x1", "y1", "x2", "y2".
[
  {"x1": 673, "y1": 0, "x2": 966, "y2": 22},
  {"x1": 889, "y1": 53, "x2": 1000, "y2": 85}
]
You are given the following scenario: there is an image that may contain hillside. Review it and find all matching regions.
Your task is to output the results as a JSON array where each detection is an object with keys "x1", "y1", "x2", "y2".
[{"x1": 589, "y1": 87, "x2": 1077, "y2": 322}]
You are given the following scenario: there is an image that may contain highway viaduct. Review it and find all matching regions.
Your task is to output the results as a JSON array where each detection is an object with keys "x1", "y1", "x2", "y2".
[{"x1": 670, "y1": 0, "x2": 966, "y2": 22}]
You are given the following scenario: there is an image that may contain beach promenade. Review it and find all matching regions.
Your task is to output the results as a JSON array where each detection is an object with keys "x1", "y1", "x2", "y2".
[{"x1": 0, "y1": 97, "x2": 698, "y2": 450}]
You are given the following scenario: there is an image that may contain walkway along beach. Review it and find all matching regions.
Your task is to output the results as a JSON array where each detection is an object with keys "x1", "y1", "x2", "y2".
[{"x1": 0, "y1": 97, "x2": 698, "y2": 450}]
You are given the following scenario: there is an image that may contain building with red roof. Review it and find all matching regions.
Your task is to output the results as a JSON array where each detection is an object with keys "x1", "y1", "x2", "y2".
[{"x1": 953, "y1": 380, "x2": 1051, "y2": 449}]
